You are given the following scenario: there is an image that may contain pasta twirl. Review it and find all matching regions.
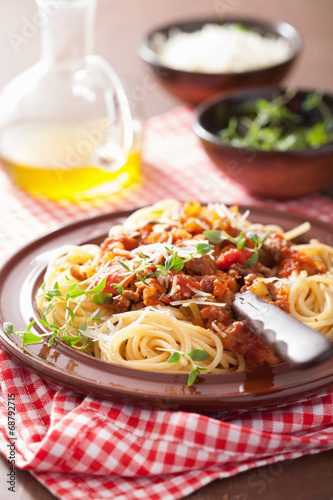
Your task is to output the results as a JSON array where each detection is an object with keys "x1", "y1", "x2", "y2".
[{"x1": 37, "y1": 200, "x2": 333, "y2": 376}]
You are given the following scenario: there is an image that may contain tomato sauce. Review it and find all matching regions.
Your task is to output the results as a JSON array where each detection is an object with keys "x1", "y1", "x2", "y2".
[{"x1": 278, "y1": 248, "x2": 324, "y2": 278}]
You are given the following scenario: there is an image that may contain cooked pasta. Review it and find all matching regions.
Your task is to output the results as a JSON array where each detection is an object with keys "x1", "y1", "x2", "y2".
[{"x1": 37, "y1": 200, "x2": 333, "y2": 377}]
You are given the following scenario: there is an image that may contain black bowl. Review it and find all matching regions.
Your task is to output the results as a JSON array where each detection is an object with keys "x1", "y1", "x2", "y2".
[
  {"x1": 138, "y1": 17, "x2": 302, "y2": 104},
  {"x1": 193, "y1": 87, "x2": 333, "y2": 199}
]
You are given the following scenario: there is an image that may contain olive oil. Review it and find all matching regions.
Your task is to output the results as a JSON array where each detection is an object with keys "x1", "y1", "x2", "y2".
[
  {"x1": 0, "y1": 122, "x2": 141, "y2": 201},
  {"x1": 0, "y1": 0, "x2": 141, "y2": 202}
]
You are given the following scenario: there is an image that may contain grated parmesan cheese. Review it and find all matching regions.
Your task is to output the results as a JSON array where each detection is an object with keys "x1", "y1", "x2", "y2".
[
  {"x1": 170, "y1": 299, "x2": 226, "y2": 307},
  {"x1": 165, "y1": 277, "x2": 181, "y2": 298},
  {"x1": 211, "y1": 321, "x2": 227, "y2": 338},
  {"x1": 213, "y1": 203, "x2": 251, "y2": 230},
  {"x1": 132, "y1": 243, "x2": 169, "y2": 261},
  {"x1": 155, "y1": 24, "x2": 293, "y2": 74},
  {"x1": 113, "y1": 248, "x2": 132, "y2": 257},
  {"x1": 187, "y1": 285, "x2": 212, "y2": 297}
]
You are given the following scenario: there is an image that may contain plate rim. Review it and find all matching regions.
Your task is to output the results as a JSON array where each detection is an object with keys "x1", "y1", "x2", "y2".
[{"x1": 0, "y1": 205, "x2": 332, "y2": 411}]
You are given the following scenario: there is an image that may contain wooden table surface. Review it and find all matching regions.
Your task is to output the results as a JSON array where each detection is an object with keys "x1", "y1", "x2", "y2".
[{"x1": 1, "y1": 0, "x2": 333, "y2": 499}]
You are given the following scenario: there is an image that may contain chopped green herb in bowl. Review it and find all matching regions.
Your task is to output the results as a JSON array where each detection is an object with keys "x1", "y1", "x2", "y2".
[
  {"x1": 219, "y1": 88, "x2": 333, "y2": 151},
  {"x1": 194, "y1": 87, "x2": 333, "y2": 199}
]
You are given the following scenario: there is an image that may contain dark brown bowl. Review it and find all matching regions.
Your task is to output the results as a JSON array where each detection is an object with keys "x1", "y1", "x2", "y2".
[
  {"x1": 138, "y1": 17, "x2": 302, "y2": 104},
  {"x1": 194, "y1": 87, "x2": 333, "y2": 199}
]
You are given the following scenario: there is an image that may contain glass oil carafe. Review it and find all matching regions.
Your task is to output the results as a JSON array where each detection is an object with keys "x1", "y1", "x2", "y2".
[{"x1": 0, "y1": 0, "x2": 141, "y2": 201}]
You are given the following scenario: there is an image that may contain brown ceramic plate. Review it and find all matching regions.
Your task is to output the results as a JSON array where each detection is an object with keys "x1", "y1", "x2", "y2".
[{"x1": 0, "y1": 207, "x2": 332, "y2": 412}]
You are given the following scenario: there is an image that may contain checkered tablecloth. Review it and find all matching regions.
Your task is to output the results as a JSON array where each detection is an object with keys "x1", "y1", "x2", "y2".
[{"x1": 0, "y1": 105, "x2": 333, "y2": 500}]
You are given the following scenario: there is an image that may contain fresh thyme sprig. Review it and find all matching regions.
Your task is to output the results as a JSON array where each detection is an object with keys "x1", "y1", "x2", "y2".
[
  {"x1": 118, "y1": 257, "x2": 152, "y2": 288},
  {"x1": 3, "y1": 277, "x2": 111, "y2": 350},
  {"x1": 203, "y1": 229, "x2": 246, "y2": 247},
  {"x1": 4, "y1": 320, "x2": 40, "y2": 350},
  {"x1": 203, "y1": 230, "x2": 269, "y2": 268},
  {"x1": 3, "y1": 242, "x2": 214, "y2": 350},
  {"x1": 156, "y1": 243, "x2": 213, "y2": 287},
  {"x1": 219, "y1": 89, "x2": 333, "y2": 150},
  {"x1": 118, "y1": 242, "x2": 214, "y2": 289},
  {"x1": 158, "y1": 347, "x2": 210, "y2": 386},
  {"x1": 243, "y1": 231, "x2": 269, "y2": 267}
]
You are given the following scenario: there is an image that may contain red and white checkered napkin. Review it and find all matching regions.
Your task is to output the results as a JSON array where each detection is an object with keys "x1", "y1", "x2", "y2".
[
  {"x1": 0, "y1": 350, "x2": 333, "y2": 500},
  {"x1": 0, "y1": 105, "x2": 333, "y2": 500}
]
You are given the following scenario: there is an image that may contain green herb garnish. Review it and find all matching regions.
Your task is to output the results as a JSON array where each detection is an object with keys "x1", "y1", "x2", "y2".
[
  {"x1": 4, "y1": 242, "x2": 215, "y2": 350},
  {"x1": 203, "y1": 229, "x2": 246, "y2": 248},
  {"x1": 203, "y1": 230, "x2": 269, "y2": 268},
  {"x1": 219, "y1": 88, "x2": 333, "y2": 151},
  {"x1": 3, "y1": 277, "x2": 114, "y2": 350},
  {"x1": 119, "y1": 242, "x2": 214, "y2": 288},
  {"x1": 243, "y1": 231, "x2": 269, "y2": 267},
  {"x1": 158, "y1": 347, "x2": 210, "y2": 386}
]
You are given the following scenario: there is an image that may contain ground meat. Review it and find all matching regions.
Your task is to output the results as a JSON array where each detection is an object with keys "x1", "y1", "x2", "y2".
[
  {"x1": 228, "y1": 263, "x2": 253, "y2": 279},
  {"x1": 222, "y1": 321, "x2": 281, "y2": 366},
  {"x1": 139, "y1": 222, "x2": 158, "y2": 240},
  {"x1": 112, "y1": 295, "x2": 131, "y2": 313},
  {"x1": 167, "y1": 272, "x2": 236, "y2": 304},
  {"x1": 212, "y1": 278, "x2": 235, "y2": 305},
  {"x1": 200, "y1": 273, "x2": 239, "y2": 295},
  {"x1": 228, "y1": 261, "x2": 272, "y2": 284},
  {"x1": 122, "y1": 289, "x2": 141, "y2": 303},
  {"x1": 254, "y1": 262, "x2": 273, "y2": 278},
  {"x1": 130, "y1": 301, "x2": 145, "y2": 311},
  {"x1": 265, "y1": 283, "x2": 290, "y2": 312},
  {"x1": 142, "y1": 286, "x2": 159, "y2": 306},
  {"x1": 227, "y1": 268, "x2": 242, "y2": 282},
  {"x1": 201, "y1": 306, "x2": 234, "y2": 328},
  {"x1": 200, "y1": 275, "x2": 214, "y2": 294},
  {"x1": 242, "y1": 273, "x2": 258, "y2": 288},
  {"x1": 184, "y1": 254, "x2": 216, "y2": 276},
  {"x1": 242, "y1": 276, "x2": 291, "y2": 313},
  {"x1": 70, "y1": 265, "x2": 87, "y2": 281},
  {"x1": 265, "y1": 282, "x2": 277, "y2": 301},
  {"x1": 140, "y1": 278, "x2": 165, "y2": 306},
  {"x1": 200, "y1": 304, "x2": 280, "y2": 366},
  {"x1": 108, "y1": 288, "x2": 143, "y2": 314},
  {"x1": 155, "y1": 253, "x2": 166, "y2": 266},
  {"x1": 242, "y1": 277, "x2": 278, "y2": 302},
  {"x1": 259, "y1": 233, "x2": 290, "y2": 266}
]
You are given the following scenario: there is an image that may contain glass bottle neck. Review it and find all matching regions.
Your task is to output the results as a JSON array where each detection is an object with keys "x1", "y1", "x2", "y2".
[{"x1": 37, "y1": 0, "x2": 97, "y2": 63}]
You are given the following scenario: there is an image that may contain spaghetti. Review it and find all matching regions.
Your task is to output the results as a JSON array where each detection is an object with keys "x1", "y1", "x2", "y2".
[{"x1": 37, "y1": 200, "x2": 333, "y2": 377}]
